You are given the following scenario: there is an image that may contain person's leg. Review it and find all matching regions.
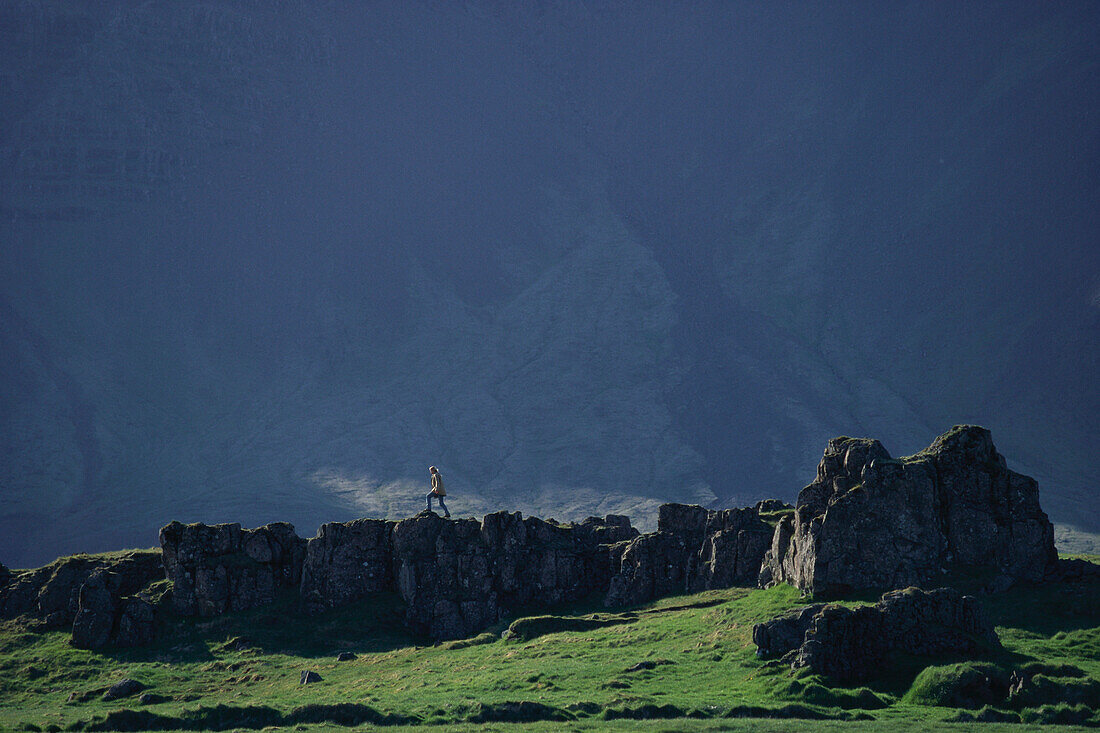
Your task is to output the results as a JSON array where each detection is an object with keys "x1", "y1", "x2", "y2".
[
  {"x1": 425, "y1": 492, "x2": 433, "y2": 512},
  {"x1": 438, "y1": 496, "x2": 449, "y2": 517}
]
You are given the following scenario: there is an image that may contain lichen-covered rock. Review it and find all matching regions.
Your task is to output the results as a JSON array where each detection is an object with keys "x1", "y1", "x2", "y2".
[
  {"x1": 159, "y1": 521, "x2": 306, "y2": 616},
  {"x1": 604, "y1": 503, "x2": 772, "y2": 607},
  {"x1": 753, "y1": 587, "x2": 999, "y2": 681},
  {"x1": 759, "y1": 426, "x2": 1056, "y2": 596},
  {"x1": 300, "y1": 518, "x2": 395, "y2": 612},
  {"x1": 0, "y1": 550, "x2": 162, "y2": 626}
]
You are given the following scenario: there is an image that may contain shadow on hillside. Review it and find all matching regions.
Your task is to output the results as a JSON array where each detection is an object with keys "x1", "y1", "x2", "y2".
[
  {"x1": 105, "y1": 592, "x2": 420, "y2": 664},
  {"x1": 984, "y1": 564, "x2": 1100, "y2": 638}
]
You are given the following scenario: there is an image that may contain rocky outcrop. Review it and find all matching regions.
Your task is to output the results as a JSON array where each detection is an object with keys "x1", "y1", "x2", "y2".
[
  {"x1": 300, "y1": 519, "x2": 395, "y2": 612},
  {"x1": 279, "y1": 510, "x2": 636, "y2": 639},
  {"x1": 753, "y1": 587, "x2": 999, "y2": 681},
  {"x1": 604, "y1": 503, "x2": 773, "y2": 607},
  {"x1": 758, "y1": 426, "x2": 1056, "y2": 596},
  {"x1": 750, "y1": 603, "x2": 827, "y2": 660},
  {"x1": 159, "y1": 521, "x2": 306, "y2": 616},
  {"x1": 70, "y1": 570, "x2": 157, "y2": 649},
  {"x1": 0, "y1": 550, "x2": 162, "y2": 626},
  {"x1": 392, "y1": 511, "x2": 634, "y2": 639}
]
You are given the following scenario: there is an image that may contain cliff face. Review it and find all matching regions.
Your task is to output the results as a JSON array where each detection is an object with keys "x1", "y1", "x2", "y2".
[
  {"x1": 2, "y1": 2, "x2": 1098, "y2": 567},
  {"x1": 158, "y1": 504, "x2": 767, "y2": 641},
  {"x1": 759, "y1": 426, "x2": 1057, "y2": 596}
]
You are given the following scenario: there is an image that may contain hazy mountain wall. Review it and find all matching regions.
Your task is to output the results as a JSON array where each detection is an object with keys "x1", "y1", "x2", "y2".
[{"x1": 1, "y1": 1, "x2": 1096, "y2": 567}]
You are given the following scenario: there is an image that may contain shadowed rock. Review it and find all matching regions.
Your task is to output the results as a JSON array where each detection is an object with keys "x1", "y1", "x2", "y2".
[
  {"x1": 753, "y1": 587, "x2": 999, "y2": 681},
  {"x1": 71, "y1": 569, "x2": 159, "y2": 649},
  {"x1": 0, "y1": 550, "x2": 162, "y2": 627},
  {"x1": 159, "y1": 521, "x2": 306, "y2": 616},
  {"x1": 103, "y1": 678, "x2": 147, "y2": 701},
  {"x1": 758, "y1": 426, "x2": 1056, "y2": 596},
  {"x1": 751, "y1": 603, "x2": 826, "y2": 660},
  {"x1": 70, "y1": 570, "x2": 115, "y2": 649},
  {"x1": 393, "y1": 511, "x2": 635, "y2": 639},
  {"x1": 604, "y1": 503, "x2": 772, "y2": 607},
  {"x1": 300, "y1": 518, "x2": 395, "y2": 613}
]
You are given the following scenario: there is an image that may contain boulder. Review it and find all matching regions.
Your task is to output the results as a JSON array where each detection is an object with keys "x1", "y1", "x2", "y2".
[
  {"x1": 753, "y1": 587, "x2": 999, "y2": 681},
  {"x1": 604, "y1": 504, "x2": 772, "y2": 607},
  {"x1": 160, "y1": 521, "x2": 306, "y2": 616},
  {"x1": 300, "y1": 670, "x2": 323, "y2": 684},
  {"x1": 103, "y1": 679, "x2": 147, "y2": 701},
  {"x1": 138, "y1": 692, "x2": 170, "y2": 705},
  {"x1": 759, "y1": 426, "x2": 1056, "y2": 596}
]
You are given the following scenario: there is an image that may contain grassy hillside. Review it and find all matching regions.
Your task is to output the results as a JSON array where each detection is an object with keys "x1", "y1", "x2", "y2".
[{"x1": 0, "y1": 556, "x2": 1097, "y2": 731}]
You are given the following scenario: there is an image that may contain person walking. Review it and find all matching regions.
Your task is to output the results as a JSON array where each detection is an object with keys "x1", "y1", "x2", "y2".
[{"x1": 426, "y1": 465, "x2": 450, "y2": 517}]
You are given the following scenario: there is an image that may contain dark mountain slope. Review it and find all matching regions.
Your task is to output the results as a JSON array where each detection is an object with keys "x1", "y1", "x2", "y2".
[{"x1": 0, "y1": 1, "x2": 1096, "y2": 566}]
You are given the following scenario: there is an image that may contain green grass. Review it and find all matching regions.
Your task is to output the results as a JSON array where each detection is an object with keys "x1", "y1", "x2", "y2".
[
  {"x1": 1055, "y1": 525, "x2": 1100, "y2": 556},
  {"x1": 0, "y1": 559, "x2": 1096, "y2": 731},
  {"x1": 758, "y1": 509, "x2": 795, "y2": 527},
  {"x1": 7, "y1": 548, "x2": 161, "y2": 575}
]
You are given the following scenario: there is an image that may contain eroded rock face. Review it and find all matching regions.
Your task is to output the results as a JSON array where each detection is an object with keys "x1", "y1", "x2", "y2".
[
  {"x1": 159, "y1": 521, "x2": 306, "y2": 616},
  {"x1": 0, "y1": 551, "x2": 162, "y2": 627},
  {"x1": 604, "y1": 503, "x2": 773, "y2": 607},
  {"x1": 265, "y1": 510, "x2": 638, "y2": 639},
  {"x1": 393, "y1": 511, "x2": 634, "y2": 639},
  {"x1": 758, "y1": 426, "x2": 1056, "y2": 596},
  {"x1": 754, "y1": 587, "x2": 999, "y2": 681},
  {"x1": 70, "y1": 569, "x2": 157, "y2": 649},
  {"x1": 300, "y1": 518, "x2": 395, "y2": 612}
]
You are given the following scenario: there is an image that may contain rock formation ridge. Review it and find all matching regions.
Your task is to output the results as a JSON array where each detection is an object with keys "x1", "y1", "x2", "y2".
[
  {"x1": 758, "y1": 426, "x2": 1056, "y2": 596},
  {"x1": 0, "y1": 426, "x2": 1062, "y2": 650}
]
